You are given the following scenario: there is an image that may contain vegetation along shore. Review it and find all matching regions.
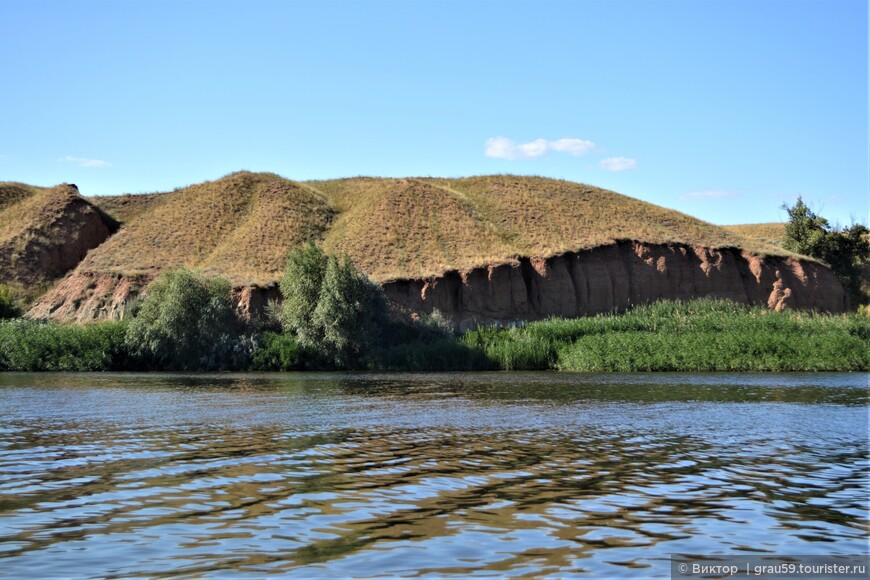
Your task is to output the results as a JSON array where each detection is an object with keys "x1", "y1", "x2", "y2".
[
  {"x1": 1, "y1": 173, "x2": 867, "y2": 373},
  {"x1": 1, "y1": 250, "x2": 867, "y2": 373}
]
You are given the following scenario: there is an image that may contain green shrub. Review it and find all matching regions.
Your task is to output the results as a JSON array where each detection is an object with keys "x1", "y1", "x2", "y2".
[
  {"x1": 0, "y1": 285, "x2": 23, "y2": 319},
  {"x1": 125, "y1": 268, "x2": 242, "y2": 370},
  {"x1": 280, "y1": 245, "x2": 388, "y2": 368},
  {"x1": 0, "y1": 319, "x2": 130, "y2": 371},
  {"x1": 782, "y1": 197, "x2": 870, "y2": 306},
  {"x1": 250, "y1": 331, "x2": 302, "y2": 370},
  {"x1": 279, "y1": 243, "x2": 329, "y2": 346}
]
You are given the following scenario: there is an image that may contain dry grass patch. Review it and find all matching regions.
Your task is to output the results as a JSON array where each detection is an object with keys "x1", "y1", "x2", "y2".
[
  {"x1": 0, "y1": 182, "x2": 46, "y2": 213},
  {"x1": 0, "y1": 184, "x2": 77, "y2": 247},
  {"x1": 12, "y1": 173, "x2": 797, "y2": 289},
  {"x1": 89, "y1": 192, "x2": 173, "y2": 224},
  {"x1": 723, "y1": 222, "x2": 787, "y2": 249},
  {"x1": 308, "y1": 175, "x2": 789, "y2": 280},
  {"x1": 81, "y1": 172, "x2": 334, "y2": 286}
]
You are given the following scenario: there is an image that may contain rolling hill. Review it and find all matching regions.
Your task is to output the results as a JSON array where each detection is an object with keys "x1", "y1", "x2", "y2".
[
  {"x1": 78, "y1": 171, "x2": 789, "y2": 286},
  {"x1": 18, "y1": 171, "x2": 843, "y2": 322}
]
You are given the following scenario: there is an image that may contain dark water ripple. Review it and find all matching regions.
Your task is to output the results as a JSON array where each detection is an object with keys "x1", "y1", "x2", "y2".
[{"x1": 0, "y1": 372, "x2": 867, "y2": 578}]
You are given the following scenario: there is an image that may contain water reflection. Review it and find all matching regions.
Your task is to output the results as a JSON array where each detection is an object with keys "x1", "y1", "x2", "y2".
[{"x1": 0, "y1": 373, "x2": 867, "y2": 578}]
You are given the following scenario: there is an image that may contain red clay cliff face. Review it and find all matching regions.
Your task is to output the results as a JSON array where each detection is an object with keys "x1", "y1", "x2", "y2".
[
  {"x1": 382, "y1": 241, "x2": 846, "y2": 330},
  {"x1": 29, "y1": 241, "x2": 845, "y2": 326}
]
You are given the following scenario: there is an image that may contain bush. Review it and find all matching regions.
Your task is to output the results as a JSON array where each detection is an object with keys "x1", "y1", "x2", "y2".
[
  {"x1": 279, "y1": 243, "x2": 329, "y2": 346},
  {"x1": 280, "y1": 245, "x2": 388, "y2": 368},
  {"x1": 250, "y1": 331, "x2": 302, "y2": 370},
  {"x1": 125, "y1": 268, "x2": 243, "y2": 370},
  {"x1": 0, "y1": 319, "x2": 130, "y2": 371},
  {"x1": 0, "y1": 285, "x2": 23, "y2": 319}
]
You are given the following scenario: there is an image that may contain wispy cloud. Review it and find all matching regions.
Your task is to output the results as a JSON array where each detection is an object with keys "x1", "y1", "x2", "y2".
[
  {"x1": 598, "y1": 157, "x2": 637, "y2": 172},
  {"x1": 485, "y1": 136, "x2": 596, "y2": 160},
  {"x1": 59, "y1": 156, "x2": 111, "y2": 168},
  {"x1": 680, "y1": 189, "x2": 740, "y2": 201}
]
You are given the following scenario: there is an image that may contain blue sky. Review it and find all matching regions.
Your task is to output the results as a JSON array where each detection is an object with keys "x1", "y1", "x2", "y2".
[{"x1": 1, "y1": 0, "x2": 866, "y2": 226}]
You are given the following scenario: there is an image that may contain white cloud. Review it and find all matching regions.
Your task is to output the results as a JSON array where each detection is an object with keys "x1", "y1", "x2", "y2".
[
  {"x1": 550, "y1": 138, "x2": 596, "y2": 156},
  {"x1": 680, "y1": 189, "x2": 740, "y2": 201},
  {"x1": 598, "y1": 157, "x2": 637, "y2": 172},
  {"x1": 485, "y1": 136, "x2": 596, "y2": 160},
  {"x1": 59, "y1": 156, "x2": 111, "y2": 168}
]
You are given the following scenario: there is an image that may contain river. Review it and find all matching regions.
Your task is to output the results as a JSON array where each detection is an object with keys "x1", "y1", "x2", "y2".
[{"x1": 0, "y1": 372, "x2": 867, "y2": 578}]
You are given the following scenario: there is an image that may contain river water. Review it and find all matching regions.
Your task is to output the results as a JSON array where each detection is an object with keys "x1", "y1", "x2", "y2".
[{"x1": 0, "y1": 372, "x2": 867, "y2": 578}]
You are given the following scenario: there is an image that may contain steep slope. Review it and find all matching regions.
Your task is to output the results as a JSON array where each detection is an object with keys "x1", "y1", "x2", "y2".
[{"x1": 0, "y1": 183, "x2": 118, "y2": 288}]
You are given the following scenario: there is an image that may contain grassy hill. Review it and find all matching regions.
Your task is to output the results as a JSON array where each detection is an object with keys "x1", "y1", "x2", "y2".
[
  {"x1": 84, "y1": 172, "x2": 334, "y2": 285},
  {"x1": 0, "y1": 182, "x2": 118, "y2": 288},
  {"x1": 69, "y1": 172, "x2": 791, "y2": 286},
  {"x1": 308, "y1": 174, "x2": 787, "y2": 281},
  {"x1": 723, "y1": 222, "x2": 786, "y2": 249}
]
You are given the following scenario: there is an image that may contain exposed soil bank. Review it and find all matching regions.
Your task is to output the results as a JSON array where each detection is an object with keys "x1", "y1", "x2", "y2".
[
  {"x1": 382, "y1": 241, "x2": 846, "y2": 330},
  {"x1": 29, "y1": 241, "x2": 845, "y2": 327}
]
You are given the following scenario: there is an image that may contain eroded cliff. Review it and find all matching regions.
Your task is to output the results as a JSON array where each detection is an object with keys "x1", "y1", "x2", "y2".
[
  {"x1": 382, "y1": 241, "x2": 846, "y2": 330},
  {"x1": 29, "y1": 240, "x2": 844, "y2": 326}
]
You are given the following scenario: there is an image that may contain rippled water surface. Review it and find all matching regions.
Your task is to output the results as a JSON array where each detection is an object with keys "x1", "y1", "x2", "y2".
[{"x1": 0, "y1": 372, "x2": 867, "y2": 578}]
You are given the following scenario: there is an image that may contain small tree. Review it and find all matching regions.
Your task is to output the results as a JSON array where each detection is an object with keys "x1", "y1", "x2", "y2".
[
  {"x1": 279, "y1": 243, "x2": 329, "y2": 346},
  {"x1": 782, "y1": 197, "x2": 870, "y2": 305},
  {"x1": 280, "y1": 245, "x2": 387, "y2": 367},
  {"x1": 312, "y1": 254, "x2": 387, "y2": 367},
  {"x1": 125, "y1": 268, "x2": 240, "y2": 370}
]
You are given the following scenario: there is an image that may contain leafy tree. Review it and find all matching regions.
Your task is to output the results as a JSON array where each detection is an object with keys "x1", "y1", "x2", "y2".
[
  {"x1": 280, "y1": 245, "x2": 387, "y2": 367},
  {"x1": 279, "y1": 243, "x2": 329, "y2": 346},
  {"x1": 312, "y1": 254, "x2": 387, "y2": 367},
  {"x1": 782, "y1": 197, "x2": 870, "y2": 305},
  {"x1": 125, "y1": 268, "x2": 241, "y2": 370}
]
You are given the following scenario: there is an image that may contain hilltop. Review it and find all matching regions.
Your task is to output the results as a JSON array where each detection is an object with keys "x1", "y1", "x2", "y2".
[
  {"x1": 0, "y1": 182, "x2": 118, "y2": 289},
  {"x1": 79, "y1": 171, "x2": 789, "y2": 286}
]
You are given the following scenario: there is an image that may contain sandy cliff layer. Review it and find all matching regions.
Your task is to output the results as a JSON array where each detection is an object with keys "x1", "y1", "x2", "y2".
[
  {"x1": 383, "y1": 241, "x2": 846, "y2": 330},
  {"x1": 29, "y1": 241, "x2": 845, "y2": 326}
]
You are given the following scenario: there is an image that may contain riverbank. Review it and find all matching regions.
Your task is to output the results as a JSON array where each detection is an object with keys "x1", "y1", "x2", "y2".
[{"x1": 1, "y1": 299, "x2": 867, "y2": 372}]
